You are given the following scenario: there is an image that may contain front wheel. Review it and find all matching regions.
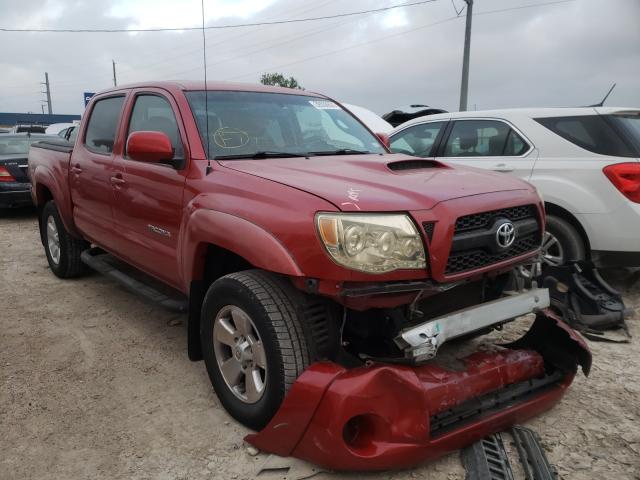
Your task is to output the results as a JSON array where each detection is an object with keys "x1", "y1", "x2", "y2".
[{"x1": 200, "y1": 270, "x2": 312, "y2": 430}]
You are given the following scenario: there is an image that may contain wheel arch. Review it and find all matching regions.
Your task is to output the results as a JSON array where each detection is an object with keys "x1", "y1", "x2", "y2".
[
  {"x1": 544, "y1": 202, "x2": 591, "y2": 254},
  {"x1": 183, "y1": 209, "x2": 304, "y2": 362},
  {"x1": 181, "y1": 208, "x2": 303, "y2": 290},
  {"x1": 34, "y1": 183, "x2": 54, "y2": 246},
  {"x1": 32, "y1": 168, "x2": 81, "y2": 238}
]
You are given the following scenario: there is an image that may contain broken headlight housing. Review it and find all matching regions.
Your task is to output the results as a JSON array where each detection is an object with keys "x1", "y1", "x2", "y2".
[{"x1": 316, "y1": 213, "x2": 426, "y2": 273}]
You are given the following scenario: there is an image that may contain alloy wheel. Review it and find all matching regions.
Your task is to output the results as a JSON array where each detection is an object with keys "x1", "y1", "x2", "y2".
[
  {"x1": 46, "y1": 215, "x2": 61, "y2": 265},
  {"x1": 213, "y1": 305, "x2": 267, "y2": 404},
  {"x1": 540, "y1": 231, "x2": 564, "y2": 266}
]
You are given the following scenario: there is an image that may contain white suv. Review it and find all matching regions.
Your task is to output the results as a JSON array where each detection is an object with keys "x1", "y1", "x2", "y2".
[{"x1": 389, "y1": 107, "x2": 640, "y2": 267}]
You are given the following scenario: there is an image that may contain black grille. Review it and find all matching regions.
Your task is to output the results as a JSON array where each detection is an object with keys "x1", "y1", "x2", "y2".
[
  {"x1": 446, "y1": 234, "x2": 539, "y2": 274},
  {"x1": 446, "y1": 204, "x2": 540, "y2": 274},
  {"x1": 430, "y1": 370, "x2": 564, "y2": 437},
  {"x1": 455, "y1": 205, "x2": 534, "y2": 233}
]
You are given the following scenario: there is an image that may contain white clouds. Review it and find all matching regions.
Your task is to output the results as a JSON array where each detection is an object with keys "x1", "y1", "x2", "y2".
[
  {"x1": 108, "y1": 0, "x2": 279, "y2": 30},
  {"x1": 379, "y1": 9, "x2": 409, "y2": 29},
  {"x1": 0, "y1": 0, "x2": 638, "y2": 115}
]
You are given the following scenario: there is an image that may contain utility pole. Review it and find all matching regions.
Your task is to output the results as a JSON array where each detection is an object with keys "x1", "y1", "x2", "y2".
[
  {"x1": 41, "y1": 72, "x2": 53, "y2": 114},
  {"x1": 458, "y1": 0, "x2": 473, "y2": 112},
  {"x1": 112, "y1": 59, "x2": 117, "y2": 87}
]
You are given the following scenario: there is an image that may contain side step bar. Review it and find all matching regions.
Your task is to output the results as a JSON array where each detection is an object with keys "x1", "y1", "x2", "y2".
[{"x1": 81, "y1": 247, "x2": 188, "y2": 313}]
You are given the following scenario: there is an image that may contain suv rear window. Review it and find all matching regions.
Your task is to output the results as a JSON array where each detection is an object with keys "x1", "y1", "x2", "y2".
[{"x1": 535, "y1": 115, "x2": 637, "y2": 157}]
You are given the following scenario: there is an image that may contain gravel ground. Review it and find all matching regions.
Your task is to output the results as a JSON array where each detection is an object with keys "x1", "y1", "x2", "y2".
[{"x1": 2, "y1": 208, "x2": 639, "y2": 480}]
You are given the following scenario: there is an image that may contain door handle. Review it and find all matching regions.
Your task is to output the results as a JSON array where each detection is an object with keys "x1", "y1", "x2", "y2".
[
  {"x1": 71, "y1": 164, "x2": 82, "y2": 174},
  {"x1": 110, "y1": 175, "x2": 126, "y2": 186},
  {"x1": 493, "y1": 163, "x2": 513, "y2": 172}
]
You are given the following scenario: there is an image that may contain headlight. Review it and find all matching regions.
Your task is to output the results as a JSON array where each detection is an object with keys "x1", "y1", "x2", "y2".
[{"x1": 316, "y1": 213, "x2": 426, "y2": 273}]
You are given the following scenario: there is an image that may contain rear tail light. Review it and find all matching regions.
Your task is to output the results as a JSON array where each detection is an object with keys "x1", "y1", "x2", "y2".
[
  {"x1": 0, "y1": 166, "x2": 16, "y2": 182},
  {"x1": 603, "y1": 162, "x2": 640, "y2": 203}
]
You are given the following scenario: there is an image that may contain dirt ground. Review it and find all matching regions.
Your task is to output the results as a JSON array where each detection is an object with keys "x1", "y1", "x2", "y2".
[{"x1": 2, "y1": 208, "x2": 639, "y2": 480}]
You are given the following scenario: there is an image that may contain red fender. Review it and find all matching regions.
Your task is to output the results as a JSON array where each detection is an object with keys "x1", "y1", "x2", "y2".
[{"x1": 180, "y1": 207, "x2": 303, "y2": 290}]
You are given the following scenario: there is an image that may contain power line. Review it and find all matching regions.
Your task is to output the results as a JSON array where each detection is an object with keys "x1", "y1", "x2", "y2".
[
  {"x1": 227, "y1": 15, "x2": 462, "y2": 81},
  {"x1": 116, "y1": 0, "x2": 342, "y2": 77},
  {"x1": 474, "y1": 0, "x2": 575, "y2": 18},
  {"x1": 226, "y1": 0, "x2": 576, "y2": 81},
  {"x1": 0, "y1": 0, "x2": 438, "y2": 33},
  {"x1": 0, "y1": 0, "x2": 577, "y2": 99}
]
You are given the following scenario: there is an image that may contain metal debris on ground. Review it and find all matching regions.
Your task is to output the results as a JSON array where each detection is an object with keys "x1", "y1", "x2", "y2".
[
  {"x1": 462, "y1": 426, "x2": 558, "y2": 480},
  {"x1": 542, "y1": 261, "x2": 632, "y2": 343},
  {"x1": 461, "y1": 433, "x2": 514, "y2": 480}
]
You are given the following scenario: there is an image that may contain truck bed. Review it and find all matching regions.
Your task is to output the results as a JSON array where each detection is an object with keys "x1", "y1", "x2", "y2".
[{"x1": 28, "y1": 138, "x2": 77, "y2": 234}]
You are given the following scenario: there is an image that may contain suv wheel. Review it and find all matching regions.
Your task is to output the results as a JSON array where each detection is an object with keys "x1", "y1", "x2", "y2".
[
  {"x1": 200, "y1": 270, "x2": 312, "y2": 430},
  {"x1": 542, "y1": 215, "x2": 586, "y2": 266},
  {"x1": 41, "y1": 201, "x2": 88, "y2": 278}
]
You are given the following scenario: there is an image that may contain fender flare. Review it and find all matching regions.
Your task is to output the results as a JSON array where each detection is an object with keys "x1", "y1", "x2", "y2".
[
  {"x1": 32, "y1": 166, "x2": 80, "y2": 238},
  {"x1": 181, "y1": 208, "x2": 303, "y2": 289}
]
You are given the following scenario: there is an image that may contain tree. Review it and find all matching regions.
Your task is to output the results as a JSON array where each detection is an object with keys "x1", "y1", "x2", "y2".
[{"x1": 260, "y1": 72, "x2": 303, "y2": 90}]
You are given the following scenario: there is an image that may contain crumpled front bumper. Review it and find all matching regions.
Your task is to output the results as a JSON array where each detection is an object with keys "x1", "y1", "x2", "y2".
[{"x1": 246, "y1": 311, "x2": 590, "y2": 471}]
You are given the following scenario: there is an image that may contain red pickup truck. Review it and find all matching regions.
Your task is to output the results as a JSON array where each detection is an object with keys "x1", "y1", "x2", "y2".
[{"x1": 28, "y1": 81, "x2": 589, "y2": 471}]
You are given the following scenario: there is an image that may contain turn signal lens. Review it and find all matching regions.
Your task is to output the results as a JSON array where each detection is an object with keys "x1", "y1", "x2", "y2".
[
  {"x1": 0, "y1": 166, "x2": 16, "y2": 182},
  {"x1": 603, "y1": 163, "x2": 640, "y2": 203}
]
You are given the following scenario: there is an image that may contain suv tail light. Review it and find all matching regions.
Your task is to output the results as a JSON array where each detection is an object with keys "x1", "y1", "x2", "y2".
[
  {"x1": 0, "y1": 166, "x2": 16, "y2": 182},
  {"x1": 603, "y1": 163, "x2": 640, "y2": 203}
]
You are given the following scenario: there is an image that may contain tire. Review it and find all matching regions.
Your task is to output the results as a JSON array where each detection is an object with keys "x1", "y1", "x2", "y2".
[
  {"x1": 542, "y1": 215, "x2": 586, "y2": 266},
  {"x1": 200, "y1": 269, "x2": 312, "y2": 430},
  {"x1": 41, "y1": 200, "x2": 88, "y2": 278}
]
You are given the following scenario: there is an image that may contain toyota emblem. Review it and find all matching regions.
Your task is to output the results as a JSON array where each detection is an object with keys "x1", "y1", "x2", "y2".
[{"x1": 496, "y1": 222, "x2": 516, "y2": 248}]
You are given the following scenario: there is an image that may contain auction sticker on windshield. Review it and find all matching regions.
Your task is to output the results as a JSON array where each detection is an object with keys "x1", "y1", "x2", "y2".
[{"x1": 309, "y1": 100, "x2": 341, "y2": 110}]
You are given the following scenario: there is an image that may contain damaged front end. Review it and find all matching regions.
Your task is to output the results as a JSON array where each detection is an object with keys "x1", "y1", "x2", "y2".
[{"x1": 246, "y1": 310, "x2": 590, "y2": 471}]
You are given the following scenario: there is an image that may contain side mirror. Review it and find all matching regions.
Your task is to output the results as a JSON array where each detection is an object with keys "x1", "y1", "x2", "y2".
[
  {"x1": 375, "y1": 132, "x2": 390, "y2": 150},
  {"x1": 127, "y1": 131, "x2": 173, "y2": 163}
]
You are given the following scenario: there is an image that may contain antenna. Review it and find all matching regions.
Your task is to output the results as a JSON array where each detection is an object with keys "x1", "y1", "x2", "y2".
[
  {"x1": 590, "y1": 83, "x2": 616, "y2": 107},
  {"x1": 201, "y1": 0, "x2": 212, "y2": 175}
]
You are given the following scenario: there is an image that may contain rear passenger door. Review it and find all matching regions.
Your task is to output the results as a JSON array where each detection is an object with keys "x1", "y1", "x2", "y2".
[
  {"x1": 70, "y1": 94, "x2": 126, "y2": 250},
  {"x1": 436, "y1": 119, "x2": 537, "y2": 181}
]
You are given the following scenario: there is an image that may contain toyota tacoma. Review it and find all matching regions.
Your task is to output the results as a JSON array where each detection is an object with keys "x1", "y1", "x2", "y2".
[{"x1": 28, "y1": 81, "x2": 589, "y2": 471}]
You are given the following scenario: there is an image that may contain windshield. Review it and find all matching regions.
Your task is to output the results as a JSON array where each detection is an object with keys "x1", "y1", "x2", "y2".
[
  {"x1": 0, "y1": 137, "x2": 40, "y2": 155},
  {"x1": 185, "y1": 91, "x2": 386, "y2": 159}
]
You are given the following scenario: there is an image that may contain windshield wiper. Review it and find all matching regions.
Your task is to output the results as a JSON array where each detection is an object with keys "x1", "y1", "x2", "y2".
[
  {"x1": 309, "y1": 149, "x2": 371, "y2": 156},
  {"x1": 214, "y1": 151, "x2": 310, "y2": 160}
]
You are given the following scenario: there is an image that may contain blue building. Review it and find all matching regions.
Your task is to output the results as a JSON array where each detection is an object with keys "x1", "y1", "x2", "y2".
[{"x1": 0, "y1": 112, "x2": 81, "y2": 128}]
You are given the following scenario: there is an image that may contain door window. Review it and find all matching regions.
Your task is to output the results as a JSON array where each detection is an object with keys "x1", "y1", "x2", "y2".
[
  {"x1": 128, "y1": 94, "x2": 183, "y2": 158},
  {"x1": 84, "y1": 96, "x2": 125, "y2": 154},
  {"x1": 443, "y1": 120, "x2": 529, "y2": 157},
  {"x1": 389, "y1": 122, "x2": 446, "y2": 157}
]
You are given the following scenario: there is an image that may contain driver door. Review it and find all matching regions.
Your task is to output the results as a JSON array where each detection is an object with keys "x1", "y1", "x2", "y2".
[{"x1": 110, "y1": 90, "x2": 189, "y2": 289}]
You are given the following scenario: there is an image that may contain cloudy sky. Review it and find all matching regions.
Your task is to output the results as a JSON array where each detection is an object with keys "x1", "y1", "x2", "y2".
[{"x1": 0, "y1": 0, "x2": 638, "y2": 116}]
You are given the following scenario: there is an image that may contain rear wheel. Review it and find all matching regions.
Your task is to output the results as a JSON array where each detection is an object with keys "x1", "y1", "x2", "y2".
[
  {"x1": 200, "y1": 270, "x2": 312, "y2": 430},
  {"x1": 41, "y1": 201, "x2": 88, "y2": 278},
  {"x1": 542, "y1": 215, "x2": 586, "y2": 266}
]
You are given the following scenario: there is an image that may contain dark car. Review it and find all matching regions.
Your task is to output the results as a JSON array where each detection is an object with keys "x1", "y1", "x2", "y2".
[{"x1": 0, "y1": 134, "x2": 49, "y2": 208}]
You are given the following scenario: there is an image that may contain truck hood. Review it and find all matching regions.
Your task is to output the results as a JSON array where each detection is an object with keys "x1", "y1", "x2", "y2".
[{"x1": 219, "y1": 154, "x2": 533, "y2": 211}]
